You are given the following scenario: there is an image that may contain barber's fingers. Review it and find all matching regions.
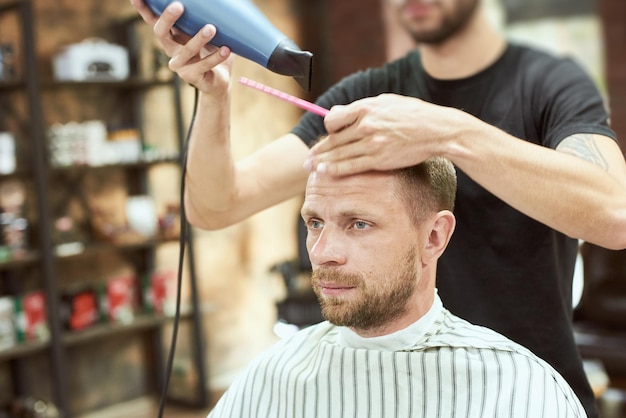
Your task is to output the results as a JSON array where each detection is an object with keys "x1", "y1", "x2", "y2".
[
  {"x1": 168, "y1": 25, "x2": 222, "y2": 67},
  {"x1": 151, "y1": 2, "x2": 193, "y2": 54},
  {"x1": 130, "y1": 0, "x2": 190, "y2": 57},
  {"x1": 323, "y1": 104, "x2": 360, "y2": 137},
  {"x1": 305, "y1": 126, "x2": 375, "y2": 175},
  {"x1": 171, "y1": 48, "x2": 232, "y2": 86},
  {"x1": 310, "y1": 107, "x2": 358, "y2": 161},
  {"x1": 309, "y1": 149, "x2": 377, "y2": 177},
  {"x1": 130, "y1": 0, "x2": 158, "y2": 25}
]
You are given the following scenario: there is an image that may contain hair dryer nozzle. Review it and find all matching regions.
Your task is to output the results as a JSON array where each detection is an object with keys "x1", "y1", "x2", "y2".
[{"x1": 267, "y1": 39, "x2": 313, "y2": 91}]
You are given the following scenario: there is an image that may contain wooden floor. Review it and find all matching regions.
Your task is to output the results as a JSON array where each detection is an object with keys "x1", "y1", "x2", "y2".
[
  {"x1": 78, "y1": 394, "x2": 223, "y2": 418},
  {"x1": 143, "y1": 405, "x2": 210, "y2": 418}
]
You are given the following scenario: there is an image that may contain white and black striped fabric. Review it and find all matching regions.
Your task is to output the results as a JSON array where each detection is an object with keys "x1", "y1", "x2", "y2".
[{"x1": 208, "y1": 295, "x2": 586, "y2": 418}]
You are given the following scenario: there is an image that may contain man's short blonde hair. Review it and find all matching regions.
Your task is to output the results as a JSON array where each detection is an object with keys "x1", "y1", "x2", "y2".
[{"x1": 393, "y1": 157, "x2": 457, "y2": 225}]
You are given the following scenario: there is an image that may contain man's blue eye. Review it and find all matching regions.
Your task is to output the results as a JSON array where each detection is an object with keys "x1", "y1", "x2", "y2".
[
  {"x1": 353, "y1": 221, "x2": 369, "y2": 230},
  {"x1": 309, "y1": 220, "x2": 323, "y2": 229}
]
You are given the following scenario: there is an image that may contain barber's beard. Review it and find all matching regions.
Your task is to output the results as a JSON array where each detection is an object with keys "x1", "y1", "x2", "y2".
[
  {"x1": 311, "y1": 250, "x2": 418, "y2": 330},
  {"x1": 404, "y1": 0, "x2": 479, "y2": 45}
]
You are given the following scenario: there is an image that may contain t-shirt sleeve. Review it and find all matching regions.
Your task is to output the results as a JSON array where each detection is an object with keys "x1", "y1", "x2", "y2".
[
  {"x1": 290, "y1": 70, "x2": 373, "y2": 148},
  {"x1": 534, "y1": 57, "x2": 616, "y2": 149}
]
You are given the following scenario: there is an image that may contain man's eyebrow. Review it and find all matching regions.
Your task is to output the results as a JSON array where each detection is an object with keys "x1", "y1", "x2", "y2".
[
  {"x1": 300, "y1": 207, "x2": 369, "y2": 219},
  {"x1": 300, "y1": 206, "x2": 317, "y2": 218},
  {"x1": 337, "y1": 210, "x2": 367, "y2": 219}
]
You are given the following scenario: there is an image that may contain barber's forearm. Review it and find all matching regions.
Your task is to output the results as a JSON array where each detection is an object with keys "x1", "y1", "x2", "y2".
[
  {"x1": 445, "y1": 120, "x2": 626, "y2": 249},
  {"x1": 184, "y1": 91, "x2": 237, "y2": 228}
]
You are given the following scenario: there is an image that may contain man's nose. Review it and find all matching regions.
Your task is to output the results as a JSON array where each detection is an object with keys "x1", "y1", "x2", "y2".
[{"x1": 308, "y1": 228, "x2": 347, "y2": 266}]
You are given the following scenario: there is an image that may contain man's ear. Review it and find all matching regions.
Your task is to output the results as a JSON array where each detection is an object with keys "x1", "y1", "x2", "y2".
[{"x1": 423, "y1": 210, "x2": 456, "y2": 263}]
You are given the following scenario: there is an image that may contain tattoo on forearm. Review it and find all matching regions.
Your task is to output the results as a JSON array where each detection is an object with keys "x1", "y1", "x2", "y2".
[{"x1": 558, "y1": 134, "x2": 609, "y2": 171}]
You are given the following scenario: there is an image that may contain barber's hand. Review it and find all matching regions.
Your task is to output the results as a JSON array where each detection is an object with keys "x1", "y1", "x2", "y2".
[
  {"x1": 130, "y1": 0, "x2": 233, "y2": 95},
  {"x1": 305, "y1": 94, "x2": 463, "y2": 176}
]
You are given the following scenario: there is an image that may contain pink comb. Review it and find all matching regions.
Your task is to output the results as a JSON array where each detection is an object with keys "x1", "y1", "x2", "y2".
[{"x1": 238, "y1": 76, "x2": 329, "y2": 117}]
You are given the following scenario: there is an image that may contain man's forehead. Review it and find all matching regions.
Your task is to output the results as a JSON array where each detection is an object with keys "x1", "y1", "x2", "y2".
[
  {"x1": 307, "y1": 171, "x2": 393, "y2": 188},
  {"x1": 302, "y1": 172, "x2": 410, "y2": 224},
  {"x1": 304, "y1": 172, "x2": 401, "y2": 207}
]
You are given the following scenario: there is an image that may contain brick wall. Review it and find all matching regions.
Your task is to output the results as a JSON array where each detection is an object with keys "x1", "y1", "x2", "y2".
[{"x1": 600, "y1": 0, "x2": 626, "y2": 152}]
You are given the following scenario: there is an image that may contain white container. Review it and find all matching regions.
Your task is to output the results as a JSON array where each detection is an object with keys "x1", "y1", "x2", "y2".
[
  {"x1": 0, "y1": 132, "x2": 16, "y2": 174},
  {"x1": 52, "y1": 38, "x2": 129, "y2": 81},
  {"x1": 126, "y1": 195, "x2": 158, "y2": 238}
]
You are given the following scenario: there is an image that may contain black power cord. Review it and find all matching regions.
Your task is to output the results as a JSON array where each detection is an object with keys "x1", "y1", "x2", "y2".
[{"x1": 157, "y1": 86, "x2": 200, "y2": 418}]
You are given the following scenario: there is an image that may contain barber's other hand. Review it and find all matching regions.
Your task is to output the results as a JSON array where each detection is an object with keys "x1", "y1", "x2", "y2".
[
  {"x1": 130, "y1": 0, "x2": 233, "y2": 95},
  {"x1": 306, "y1": 94, "x2": 461, "y2": 176}
]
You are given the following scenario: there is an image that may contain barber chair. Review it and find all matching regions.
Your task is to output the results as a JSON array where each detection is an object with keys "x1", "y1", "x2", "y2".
[
  {"x1": 574, "y1": 243, "x2": 626, "y2": 372},
  {"x1": 573, "y1": 243, "x2": 626, "y2": 416}
]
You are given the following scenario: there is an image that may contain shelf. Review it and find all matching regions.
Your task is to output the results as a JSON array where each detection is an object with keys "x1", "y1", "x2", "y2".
[
  {"x1": 0, "y1": 313, "x2": 191, "y2": 360},
  {"x1": 0, "y1": 339, "x2": 50, "y2": 362},
  {"x1": 0, "y1": 80, "x2": 25, "y2": 92},
  {"x1": 0, "y1": 2, "x2": 209, "y2": 412},
  {"x1": 0, "y1": 0, "x2": 21, "y2": 14},
  {"x1": 55, "y1": 237, "x2": 181, "y2": 260},
  {"x1": 0, "y1": 168, "x2": 32, "y2": 178},
  {"x1": 40, "y1": 78, "x2": 175, "y2": 90},
  {"x1": 62, "y1": 314, "x2": 168, "y2": 347},
  {"x1": 0, "y1": 250, "x2": 40, "y2": 271},
  {"x1": 49, "y1": 157, "x2": 181, "y2": 173},
  {"x1": 0, "y1": 238, "x2": 181, "y2": 269},
  {"x1": 63, "y1": 312, "x2": 193, "y2": 348}
]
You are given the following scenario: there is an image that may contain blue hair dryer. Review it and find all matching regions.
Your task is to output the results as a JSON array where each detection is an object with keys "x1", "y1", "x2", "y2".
[{"x1": 144, "y1": 0, "x2": 313, "y2": 91}]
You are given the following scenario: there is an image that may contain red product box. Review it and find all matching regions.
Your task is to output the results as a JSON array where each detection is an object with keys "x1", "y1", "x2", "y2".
[
  {"x1": 106, "y1": 275, "x2": 137, "y2": 324},
  {"x1": 62, "y1": 289, "x2": 98, "y2": 331},
  {"x1": 149, "y1": 271, "x2": 174, "y2": 314},
  {"x1": 16, "y1": 291, "x2": 49, "y2": 342}
]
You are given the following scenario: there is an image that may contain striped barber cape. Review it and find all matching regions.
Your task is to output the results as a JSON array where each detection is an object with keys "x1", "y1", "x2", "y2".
[{"x1": 208, "y1": 297, "x2": 586, "y2": 418}]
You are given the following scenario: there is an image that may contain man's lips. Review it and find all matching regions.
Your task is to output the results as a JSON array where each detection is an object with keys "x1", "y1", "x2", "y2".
[
  {"x1": 318, "y1": 282, "x2": 357, "y2": 296},
  {"x1": 403, "y1": 1, "x2": 436, "y2": 19}
]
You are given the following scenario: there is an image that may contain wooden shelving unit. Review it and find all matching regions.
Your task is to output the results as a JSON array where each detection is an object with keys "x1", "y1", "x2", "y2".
[{"x1": 0, "y1": 2, "x2": 209, "y2": 416}]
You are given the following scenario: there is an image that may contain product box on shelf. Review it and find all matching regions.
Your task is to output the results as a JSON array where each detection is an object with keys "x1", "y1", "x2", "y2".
[
  {"x1": 143, "y1": 270, "x2": 175, "y2": 315},
  {"x1": 102, "y1": 275, "x2": 137, "y2": 324},
  {"x1": 0, "y1": 43, "x2": 16, "y2": 81},
  {"x1": 0, "y1": 180, "x2": 29, "y2": 261},
  {"x1": 47, "y1": 120, "x2": 142, "y2": 168},
  {"x1": 60, "y1": 287, "x2": 99, "y2": 331},
  {"x1": 0, "y1": 132, "x2": 16, "y2": 175},
  {"x1": 14, "y1": 291, "x2": 49, "y2": 343},
  {"x1": 52, "y1": 39, "x2": 129, "y2": 81},
  {"x1": 0, "y1": 296, "x2": 16, "y2": 350}
]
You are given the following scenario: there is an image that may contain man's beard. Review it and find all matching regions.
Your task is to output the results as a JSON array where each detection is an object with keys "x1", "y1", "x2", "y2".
[
  {"x1": 311, "y1": 250, "x2": 418, "y2": 330},
  {"x1": 405, "y1": 0, "x2": 479, "y2": 45}
]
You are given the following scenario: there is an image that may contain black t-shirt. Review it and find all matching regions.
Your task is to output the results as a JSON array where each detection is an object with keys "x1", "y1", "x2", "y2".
[{"x1": 292, "y1": 43, "x2": 616, "y2": 418}]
